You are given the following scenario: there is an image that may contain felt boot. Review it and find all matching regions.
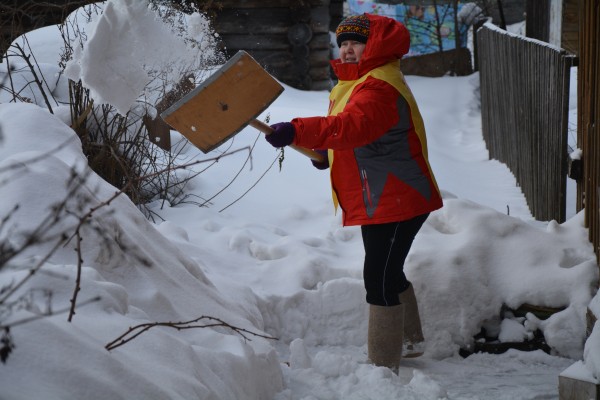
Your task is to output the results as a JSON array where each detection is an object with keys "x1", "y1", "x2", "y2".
[
  {"x1": 367, "y1": 304, "x2": 404, "y2": 371},
  {"x1": 399, "y1": 284, "x2": 425, "y2": 358}
]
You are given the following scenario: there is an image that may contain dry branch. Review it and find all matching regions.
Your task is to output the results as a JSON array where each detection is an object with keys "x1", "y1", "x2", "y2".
[{"x1": 106, "y1": 315, "x2": 277, "y2": 351}]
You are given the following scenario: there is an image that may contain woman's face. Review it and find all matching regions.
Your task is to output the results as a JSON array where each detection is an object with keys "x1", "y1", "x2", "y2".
[{"x1": 339, "y1": 40, "x2": 366, "y2": 63}]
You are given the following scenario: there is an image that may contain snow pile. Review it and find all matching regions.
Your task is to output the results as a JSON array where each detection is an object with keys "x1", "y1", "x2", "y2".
[{"x1": 0, "y1": 102, "x2": 283, "y2": 399}]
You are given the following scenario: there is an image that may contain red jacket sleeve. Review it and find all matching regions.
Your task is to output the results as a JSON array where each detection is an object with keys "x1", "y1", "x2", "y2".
[{"x1": 291, "y1": 77, "x2": 401, "y2": 150}]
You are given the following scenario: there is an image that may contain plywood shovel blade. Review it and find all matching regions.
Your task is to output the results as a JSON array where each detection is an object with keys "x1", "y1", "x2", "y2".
[{"x1": 160, "y1": 50, "x2": 283, "y2": 153}]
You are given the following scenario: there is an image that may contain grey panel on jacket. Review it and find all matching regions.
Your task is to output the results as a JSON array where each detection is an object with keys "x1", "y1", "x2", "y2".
[{"x1": 354, "y1": 95, "x2": 432, "y2": 218}]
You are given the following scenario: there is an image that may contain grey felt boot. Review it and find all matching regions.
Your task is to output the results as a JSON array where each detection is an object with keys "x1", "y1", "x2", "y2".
[
  {"x1": 399, "y1": 284, "x2": 425, "y2": 358},
  {"x1": 367, "y1": 304, "x2": 405, "y2": 371}
]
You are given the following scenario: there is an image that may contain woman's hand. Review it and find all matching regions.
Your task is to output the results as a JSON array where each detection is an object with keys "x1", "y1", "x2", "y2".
[
  {"x1": 266, "y1": 122, "x2": 295, "y2": 148},
  {"x1": 311, "y1": 149, "x2": 329, "y2": 170}
]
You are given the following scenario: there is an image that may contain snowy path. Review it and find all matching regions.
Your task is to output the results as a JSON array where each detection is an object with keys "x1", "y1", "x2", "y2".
[{"x1": 274, "y1": 345, "x2": 571, "y2": 399}]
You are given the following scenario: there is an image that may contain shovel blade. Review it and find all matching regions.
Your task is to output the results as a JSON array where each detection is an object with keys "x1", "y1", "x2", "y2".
[{"x1": 161, "y1": 51, "x2": 284, "y2": 153}]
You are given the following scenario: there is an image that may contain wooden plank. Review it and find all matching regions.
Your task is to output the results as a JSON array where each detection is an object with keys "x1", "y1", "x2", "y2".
[
  {"x1": 308, "y1": 48, "x2": 332, "y2": 67},
  {"x1": 211, "y1": 0, "x2": 328, "y2": 8},
  {"x1": 311, "y1": 80, "x2": 332, "y2": 91},
  {"x1": 310, "y1": 5, "x2": 331, "y2": 33},
  {"x1": 244, "y1": 48, "x2": 328, "y2": 69},
  {"x1": 558, "y1": 375, "x2": 600, "y2": 400},
  {"x1": 220, "y1": 31, "x2": 330, "y2": 52},
  {"x1": 243, "y1": 50, "x2": 293, "y2": 68},
  {"x1": 212, "y1": 7, "x2": 330, "y2": 35},
  {"x1": 220, "y1": 34, "x2": 292, "y2": 51},
  {"x1": 308, "y1": 65, "x2": 332, "y2": 80},
  {"x1": 308, "y1": 33, "x2": 332, "y2": 50},
  {"x1": 213, "y1": 9, "x2": 294, "y2": 35},
  {"x1": 513, "y1": 303, "x2": 565, "y2": 320}
]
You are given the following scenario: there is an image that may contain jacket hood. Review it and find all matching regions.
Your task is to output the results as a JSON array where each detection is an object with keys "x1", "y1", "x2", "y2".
[{"x1": 331, "y1": 13, "x2": 410, "y2": 80}]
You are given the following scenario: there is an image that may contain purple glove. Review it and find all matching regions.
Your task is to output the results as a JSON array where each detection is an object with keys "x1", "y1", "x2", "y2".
[
  {"x1": 266, "y1": 122, "x2": 295, "y2": 148},
  {"x1": 311, "y1": 149, "x2": 329, "y2": 170}
]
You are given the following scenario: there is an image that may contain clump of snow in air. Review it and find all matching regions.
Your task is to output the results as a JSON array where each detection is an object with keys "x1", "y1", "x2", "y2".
[{"x1": 64, "y1": 0, "x2": 220, "y2": 116}]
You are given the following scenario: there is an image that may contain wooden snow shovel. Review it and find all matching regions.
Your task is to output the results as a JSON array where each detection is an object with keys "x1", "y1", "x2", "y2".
[{"x1": 160, "y1": 50, "x2": 325, "y2": 163}]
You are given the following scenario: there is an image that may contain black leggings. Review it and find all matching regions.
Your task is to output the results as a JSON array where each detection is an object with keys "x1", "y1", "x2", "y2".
[{"x1": 361, "y1": 213, "x2": 429, "y2": 306}]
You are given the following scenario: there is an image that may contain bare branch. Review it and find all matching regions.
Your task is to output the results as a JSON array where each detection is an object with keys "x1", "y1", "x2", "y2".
[{"x1": 106, "y1": 315, "x2": 277, "y2": 351}]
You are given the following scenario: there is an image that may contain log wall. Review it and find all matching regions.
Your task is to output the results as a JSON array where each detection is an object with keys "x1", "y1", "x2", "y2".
[
  {"x1": 206, "y1": 0, "x2": 334, "y2": 91},
  {"x1": 0, "y1": 0, "x2": 92, "y2": 59}
]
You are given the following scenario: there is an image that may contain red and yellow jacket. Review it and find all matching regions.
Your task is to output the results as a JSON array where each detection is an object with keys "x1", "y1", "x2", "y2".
[{"x1": 291, "y1": 14, "x2": 443, "y2": 226}]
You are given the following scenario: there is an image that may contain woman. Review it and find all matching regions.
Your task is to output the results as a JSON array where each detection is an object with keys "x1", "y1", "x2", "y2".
[{"x1": 265, "y1": 13, "x2": 443, "y2": 371}]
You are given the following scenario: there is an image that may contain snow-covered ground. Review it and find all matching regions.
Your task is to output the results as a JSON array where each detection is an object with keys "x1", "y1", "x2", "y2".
[{"x1": 0, "y1": 1, "x2": 598, "y2": 399}]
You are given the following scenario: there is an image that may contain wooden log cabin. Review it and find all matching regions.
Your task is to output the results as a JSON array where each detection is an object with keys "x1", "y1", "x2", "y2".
[
  {"x1": 0, "y1": 0, "x2": 92, "y2": 59},
  {"x1": 204, "y1": 0, "x2": 343, "y2": 91}
]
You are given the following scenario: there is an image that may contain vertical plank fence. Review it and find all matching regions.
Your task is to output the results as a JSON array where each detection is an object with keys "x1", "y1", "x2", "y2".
[{"x1": 478, "y1": 23, "x2": 573, "y2": 222}]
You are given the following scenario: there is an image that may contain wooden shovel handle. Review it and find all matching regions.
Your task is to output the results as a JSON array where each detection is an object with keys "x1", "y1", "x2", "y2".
[{"x1": 249, "y1": 120, "x2": 327, "y2": 163}]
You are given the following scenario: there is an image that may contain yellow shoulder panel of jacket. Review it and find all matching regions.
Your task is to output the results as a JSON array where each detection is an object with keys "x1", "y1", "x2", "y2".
[
  {"x1": 369, "y1": 61, "x2": 430, "y2": 158},
  {"x1": 328, "y1": 73, "x2": 371, "y2": 116}
]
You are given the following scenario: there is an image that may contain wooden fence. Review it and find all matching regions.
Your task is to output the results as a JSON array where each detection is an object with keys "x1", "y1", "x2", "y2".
[
  {"x1": 577, "y1": 0, "x2": 600, "y2": 265},
  {"x1": 477, "y1": 23, "x2": 573, "y2": 223}
]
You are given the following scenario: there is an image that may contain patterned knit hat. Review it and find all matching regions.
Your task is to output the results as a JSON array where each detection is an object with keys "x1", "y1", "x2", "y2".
[{"x1": 336, "y1": 14, "x2": 370, "y2": 47}]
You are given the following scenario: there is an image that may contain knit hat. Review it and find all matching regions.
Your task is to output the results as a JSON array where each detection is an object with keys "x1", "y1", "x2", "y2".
[{"x1": 336, "y1": 14, "x2": 370, "y2": 47}]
